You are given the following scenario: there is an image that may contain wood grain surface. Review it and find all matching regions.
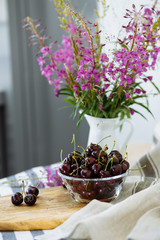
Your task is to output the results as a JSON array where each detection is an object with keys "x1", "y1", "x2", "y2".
[{"x1": 0, "y1": 186, "x2": 85, "y2": 231}]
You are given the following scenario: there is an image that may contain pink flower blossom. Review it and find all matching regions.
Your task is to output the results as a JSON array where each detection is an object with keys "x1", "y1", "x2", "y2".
[{"x1": 130, "y1": 109, "x2": 134, "y2": 115}]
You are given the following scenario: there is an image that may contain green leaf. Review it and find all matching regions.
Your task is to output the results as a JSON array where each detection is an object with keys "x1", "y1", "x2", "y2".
[
  {"x1": 150, "y1": 81, "x2": 160, "y2": 94},
  {"x1": 59, "y1": 24, "x2": 67, "y2": 30},
  {"x1": 121, "y1": 43, "x2": 129, "y2": 51},
  {"x1": 58, "y1": 16, "x2": 68, "y2": 25},
  {"x1": 129, "y1": 108, "x2": 147, "y2": 120},
  {"x1": 64, "y1": 97, "x2": 75, "y2": 106},
  {"x1": 124, "y1": 107, "x2": 130, "y2": 118},
  {"x1": 132, "y1": 101, "x2": 154, "y2": 118},
  {"x1": 101, "y1": 110, "x2": 109, "y2": 118},
  {"x1": 152, "y1": 16, "x2": 160, "y2": 31},
  {"x1": 89, "y1": 99, "x2": 97, "y2": 114},
  {"x1": 94, "y1": 9, "x2": 100, "y2": 18},
  {"x1": 120, "y1": 110, "x2": 125, "y2": 121},
  {"x1": 59, "y1": 92, "x2": 72, "y2": 96},
  {"x1": 60, "y1": 87, "x2": 73, "y2": 93},
  {"x1": 76, "y1": 109, "x2": 87, "y2": 129},
  {"x1": 73, "y1": 99, "x2": 82, "y2": 119}
]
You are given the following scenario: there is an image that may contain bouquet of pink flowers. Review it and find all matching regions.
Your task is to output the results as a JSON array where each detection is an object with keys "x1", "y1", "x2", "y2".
[{"x1": 23, "y1": 0, "x2": 160, "y2": 127}]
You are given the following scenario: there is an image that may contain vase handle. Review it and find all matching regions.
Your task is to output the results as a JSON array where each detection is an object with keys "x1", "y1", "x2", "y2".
[{"x1": 116, "y1": 119, "x2": 134, "y2": 154}]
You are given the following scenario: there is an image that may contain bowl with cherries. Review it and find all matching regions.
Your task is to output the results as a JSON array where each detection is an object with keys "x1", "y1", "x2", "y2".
[{"x1": 58, "y1": 141, "x2": 130, "y2": 203}]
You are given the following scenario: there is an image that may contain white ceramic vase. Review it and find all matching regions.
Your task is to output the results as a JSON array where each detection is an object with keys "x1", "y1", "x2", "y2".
[{"x1": 84, "y1": 114, "x2": 134, "y2": 154}]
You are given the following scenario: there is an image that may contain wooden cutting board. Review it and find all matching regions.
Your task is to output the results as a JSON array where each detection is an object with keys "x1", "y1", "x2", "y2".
[{"x1": 0, "y1": 186, "x2": 86, "y2": 231}]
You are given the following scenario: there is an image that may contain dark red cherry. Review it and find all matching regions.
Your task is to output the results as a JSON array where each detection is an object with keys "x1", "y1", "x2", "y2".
[
  {"x1": 71, "y1": 163, "x2": 79, "y2": 171},
  {"x1": 67, "y1": 151, "x2": 81, "y2": 163},
  {"x1": 80, "y1": 190, "x2": 88, "y2": 199},
  {"x1": 92, "y1": 163, "x2": 102, "y2": 175},
  {"x1": 97, "y1": 188, "x2": 106, "y2": 198},
  {"x1": 80, "y1": 167, "x2": 92, "y2": 178},
  {"x1": 88, "y1": 143, "x2": 102, "y2": 152},
  {"x1": 63, "y1": 157, "x2": 71, "y2": 164},
  {"x1": 86, "y1": 156, "x2": 97, "y2": 166},
  {"x1": 11, "y1": 192, "x2": 23, "y2": 206},
  {"x1": 111, "y1": 164, "x2": 122, "y2": 176},
  {"x1": 109, "y1": 150, "x2": 123, "y2": 162},
  {"x1": 24, "y1": 194, "x2": 37, "y2": 206},
  {"x1": 99, "y1": 170, "x2": 111, "y2": 178},
  {"x1": 121, "y1": 160, "x2": 130, "y2": 173},
  {"x1": 91, "y1": 150, "x2": 100, "y2": 159},
  {"x1": 85, "y1": 148, "x2": 92, "y2": 157},
  {"x1": 110, "y1": 156, "x2": 119, "y2": 164},
  {"x1": 27, "y1": 185, "x2": 39, "y2": 196},
  {"x1": 60, "y1": 163, "x2": 71, "y2": 175},
  {"x1": 86, "y1": 191, "x2": 95, "y2": 200},
  {"x1": 80, "y1": 181, "x2": 92, "y2": 191},
  {"x1": 93, "y1": 181, "x2": 105, "y2": 190},
  {"x1": 72, "y1": 173, "x2": 81, "y2": 178},
  {"x1": 100, "y1": 151, "x2": 108, "y2": 159}
]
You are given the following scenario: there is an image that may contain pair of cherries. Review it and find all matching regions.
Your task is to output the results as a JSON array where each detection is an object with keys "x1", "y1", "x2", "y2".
[{"x1": 11, "y1": 185, "x2": 39, "y2": 206}]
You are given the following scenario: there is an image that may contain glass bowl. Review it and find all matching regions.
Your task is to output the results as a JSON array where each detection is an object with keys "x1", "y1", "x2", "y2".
[{"x1": 58, "y1": 169, "x2": 129, "y2": 203}]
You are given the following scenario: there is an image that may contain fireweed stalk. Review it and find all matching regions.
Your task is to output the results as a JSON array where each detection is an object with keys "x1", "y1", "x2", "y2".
[{"x1": 22, "y1": 0, "x2": 160, "y2": 127}]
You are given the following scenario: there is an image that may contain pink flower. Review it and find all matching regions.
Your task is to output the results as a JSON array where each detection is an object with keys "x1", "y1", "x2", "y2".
[
  {"x1": 135, "y1": 88, "x2": 142, "y2": 94},
  {"x1": 130, "y1": 109, "x2": 134, "y2": 115},
  {"x1": 125, "y1": 92, "x2": 130, "y2": 99},
  {"x1": 100, "y1": 104, "x2": 103, "y2": 110},
  {"x1": 37, "y1": 56, "x2": 45, "y2": 66},
  {"x1": 41, "y1": 46, "x2": 52, "y2": 57},
  {"x1": 81, "y1": 83, "x2": 92, "y2": 91}
]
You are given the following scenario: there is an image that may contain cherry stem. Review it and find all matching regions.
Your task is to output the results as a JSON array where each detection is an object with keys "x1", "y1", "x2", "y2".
[
  {"x1": 72, "y1": 156, "x2": 79, "y2": 175},
  {"x1": 22, "y1": 180, "x2": 26, "y2": 196},
  {"x1": 71, "y1": 133, "x2": 76, "y2": 151},
  {"x1": 130, "y1": 165, "x2": 147, "y2": 171},
  {"x1": 105, "y1": 157, "x2": 113, "y2": 171},
  {"x1": 111, "y1": 140, "x2": 116, "y2": 152},
  {"x1": 69, "y1": 162, "x2": 86, "y2": 175},
  {"x1": 85, "y1": 181, "x2": 89, "y2": 191},
  {"x1": 77, "y1": 145, "x2": 85, "y2": 155},
  {"x1": 120, "y1": 153, "x2": 128, "y2": 164},
  {"x1": 98, "y1": 149, "x2": 103, "y2": 164},
  {"x1": 97, "y1": 135, "x2": 111, "y2": 146},
  {"x1": 60, "y1": 149, "x2": 63, "y2": 162}
]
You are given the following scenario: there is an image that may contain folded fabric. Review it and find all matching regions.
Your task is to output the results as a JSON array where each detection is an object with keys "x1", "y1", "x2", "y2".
[
  {"x1": 35, "y1": 142, "x2": 160, "y2": 240},
  {"x1": 127, "y1": 207, "x2": 160, "y2": 240}
]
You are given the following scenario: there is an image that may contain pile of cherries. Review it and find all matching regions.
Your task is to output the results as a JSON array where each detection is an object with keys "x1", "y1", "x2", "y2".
[
  {"x1": 59, "y1": 143, "x2": 130, "y2": 201},
  {"x1": 11, "y1": 185, "x2": 39, "y2": 206}
]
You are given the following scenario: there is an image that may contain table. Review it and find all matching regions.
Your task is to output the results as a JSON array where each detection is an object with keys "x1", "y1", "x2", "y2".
[
  {"x1": 0, "y1": 163, "x2": 60, "y2": 240},
  {"x1": 0, "y1": 143, "x2": 151, "y2": 240}
]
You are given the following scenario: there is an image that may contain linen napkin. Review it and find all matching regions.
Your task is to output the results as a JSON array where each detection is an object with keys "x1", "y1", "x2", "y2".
[{"x1": 35, "y1": 142, "x2": 160, "y2": 240}]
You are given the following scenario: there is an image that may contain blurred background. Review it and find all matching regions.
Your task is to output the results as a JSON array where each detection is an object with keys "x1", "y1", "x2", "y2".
[{"x1": 0, "y1": 0, "x2": 160, "y2": 177}]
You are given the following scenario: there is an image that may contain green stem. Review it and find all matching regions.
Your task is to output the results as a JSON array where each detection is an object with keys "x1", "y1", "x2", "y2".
[
  {"x1": 97, "y1": 135, "x2": 111, "y2": 146},
  {"x1": 22, "y1": 180, "x2": 26, "y2": 196},
  {"x1": 60, "y1": 149, "x2": 63, "y2": 162},
  {"x1": 130, "y1": 165, "x2": 146, "y2": 171},
  {"x1": 66, "y1": 4, "x2": 95, "y2": 64},
  {"x1": 71, "y1": 133, "x2": 76, "y2": 151}
]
